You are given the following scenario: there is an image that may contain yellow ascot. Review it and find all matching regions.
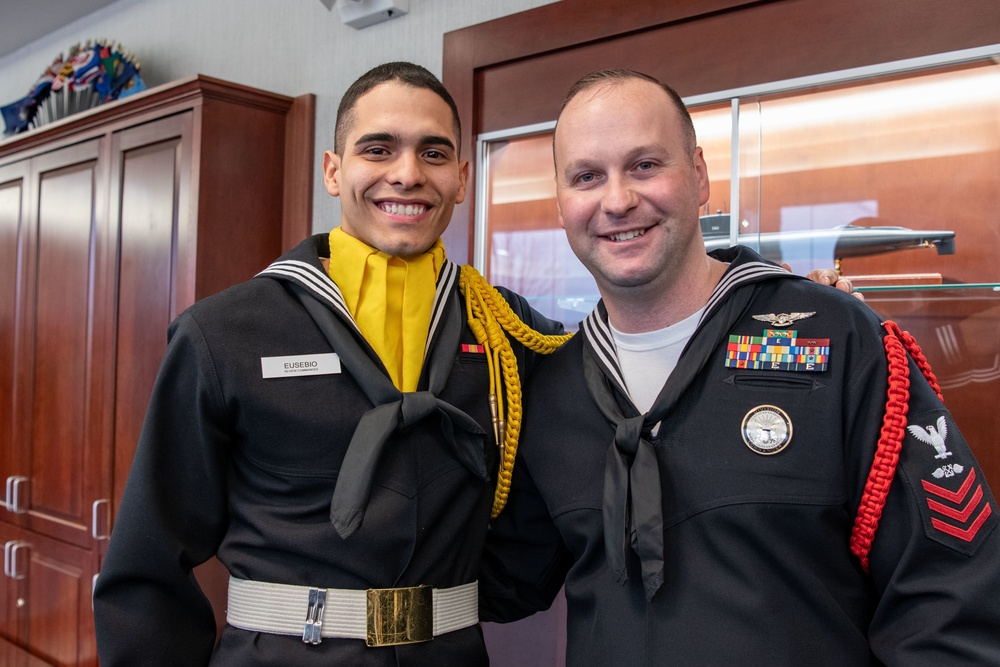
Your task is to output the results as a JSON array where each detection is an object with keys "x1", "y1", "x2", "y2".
[{"x1": 326, "y1": 227, "x2": 444, "y2": 392}]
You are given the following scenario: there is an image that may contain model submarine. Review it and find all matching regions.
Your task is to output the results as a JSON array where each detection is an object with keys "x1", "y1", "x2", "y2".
[{"x1": 700, "y1": 214, "x2": 955, "y2": 263}]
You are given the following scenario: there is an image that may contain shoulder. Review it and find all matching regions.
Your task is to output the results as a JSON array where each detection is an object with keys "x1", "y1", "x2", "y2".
[
  {"x1": 527, "y1": 331, "x2": 584, "y2": 388},
  {"x1": 760, "y1": 275, "x2": 884, "y2": 333},
  {"x1": 170, "y1": 274, "x2": 298, "y2": 340},
  {"x1": 493, "y1": 284, "x2": 566, "y2": 336}
]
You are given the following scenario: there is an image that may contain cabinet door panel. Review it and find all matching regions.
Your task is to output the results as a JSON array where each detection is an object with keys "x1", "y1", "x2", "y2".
[
  {"x1": 109, "y1": 112, "x2": 192, "y2": 515},
  {"x1": 13, "y1": 140, "x2": 108, "y2": 549},
  {"x1": 1, "y1": 523, "x2": 23, "y2": 645},
  {"x1": 0, "y1": 526, "x2": 98, "y2": 667},
  {"x1": 0, "y1": 637, "x2": 54, "y2": 667},
  {"x1": 24, "y1": 534, "x2": 98, "y2": 667},
  {"x1": 0, "y1": 163, "x2": 27, "y2": 517},
  {"x1": 32, "y1": 161, "x2": 94, "y2": 520},
  {"x1": 1, "y1": 522, "x2": 92, "y2": 666}
]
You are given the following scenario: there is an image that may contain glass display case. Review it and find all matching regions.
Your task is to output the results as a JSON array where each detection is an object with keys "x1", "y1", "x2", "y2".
[{"x1": 475, "y1": 49, "x2": 1000, "y2": 471}]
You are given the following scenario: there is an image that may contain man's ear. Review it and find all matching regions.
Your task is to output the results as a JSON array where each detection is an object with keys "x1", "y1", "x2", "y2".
[
  {"x1": 556, "y1": 201, "x2": 566, "y2": 230},
  {"x1": 323, "y1": 150, "x2": 341, "y2": 197},
  {"x1": 694, "y1": 146, "x2": 710, "y2": 206},
  {"x1": 454, "y1": 158, "x2": 470, "y2": 204}
]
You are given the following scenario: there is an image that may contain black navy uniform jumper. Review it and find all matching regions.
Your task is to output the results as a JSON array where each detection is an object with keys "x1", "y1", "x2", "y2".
[
  {"x1": 480, "y1": 246, "x2": 1000, "y2": 667},
  {"x1": 94, "y1": 234, "x2": 561, "y2": 666}
]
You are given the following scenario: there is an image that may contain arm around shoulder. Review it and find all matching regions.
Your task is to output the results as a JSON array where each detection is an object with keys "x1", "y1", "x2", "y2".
[{"x1": 479, "y1": 456, "x2": 572, "y2": 623}]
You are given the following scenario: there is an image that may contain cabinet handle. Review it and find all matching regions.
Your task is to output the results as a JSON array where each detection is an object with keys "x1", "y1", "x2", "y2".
[
  {"x1": 92, "y1": 498, "x2": 109, "y2": 540},
  {"x1": 6, "y1": 476, "x2": 28, "y2": 514},
  {"x1": 5, "y1": 476, "x2": 14, "y2": 511},
  {"x1": 7, "y1": 541, "x2": 28, "y2": 580},
  {"x1": 3, "y1": 540, "x2": 13, "y2": 577}
]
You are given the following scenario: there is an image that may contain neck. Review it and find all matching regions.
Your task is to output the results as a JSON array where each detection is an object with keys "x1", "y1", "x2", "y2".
[{"x1": 603, "y1": 254, "x2": 728, "y2": 334}]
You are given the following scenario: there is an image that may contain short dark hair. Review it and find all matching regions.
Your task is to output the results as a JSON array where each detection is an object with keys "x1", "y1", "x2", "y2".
[
  {"x1": 334, "y1": 62, "x2": 462, "y2": 156},
  {"x1": 558, "y1": 68, "x2": 696, "y2": 155}
]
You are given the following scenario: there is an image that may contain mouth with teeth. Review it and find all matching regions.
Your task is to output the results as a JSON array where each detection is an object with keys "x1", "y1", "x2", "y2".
[
  {"x1": 607, "y1": 228, "x2": 646, "y2": 242},
  {"x1": 379, "y1": 202, "x2": 427, "y2": 217}
]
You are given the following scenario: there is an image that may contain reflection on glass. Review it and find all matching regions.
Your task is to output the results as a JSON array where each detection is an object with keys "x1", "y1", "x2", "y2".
[
  {"x1": 481, "y1": 60, "x2": 1000, "y2": 312},
  {"x1": 485, "y1": 132, "x2": 583, "y2": 326}
]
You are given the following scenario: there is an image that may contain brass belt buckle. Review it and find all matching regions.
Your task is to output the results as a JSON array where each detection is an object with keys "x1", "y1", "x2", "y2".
[{"x1": 366, "y1": 584, "x2": 433, "y2": 647}]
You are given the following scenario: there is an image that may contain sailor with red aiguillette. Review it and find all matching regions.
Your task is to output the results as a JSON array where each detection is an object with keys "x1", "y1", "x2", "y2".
[{"x1": 479, "y1": 68, "x2": 1000, "y2": 666}]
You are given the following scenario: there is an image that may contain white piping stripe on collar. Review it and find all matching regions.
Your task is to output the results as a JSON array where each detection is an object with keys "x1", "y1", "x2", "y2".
[
  {"x1": 258, "y1": 260, "x2": 352, "y2": 322},
  {"x1": 426, "y1": 261, "x2": 458, "y2": 356},
  {"x1": 582, "y1": 308, "x2": 627, "y2": 394},
  {"x1": 701, "y1": 260, "x2": 787, "y2": 324}
]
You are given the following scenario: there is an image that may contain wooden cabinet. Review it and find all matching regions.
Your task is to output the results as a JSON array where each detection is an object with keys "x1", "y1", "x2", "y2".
[
  {"x1": 1, "y1": 522, "x2": 96, "y2": 666},
  {"x1": 0, "y1": 75, "x2": 314, "y2": 666}
]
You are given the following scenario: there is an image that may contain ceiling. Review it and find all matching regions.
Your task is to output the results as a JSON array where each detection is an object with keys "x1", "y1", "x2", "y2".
[{"x1": 1, "y1": 0, "x2": 120, "y2": 60}]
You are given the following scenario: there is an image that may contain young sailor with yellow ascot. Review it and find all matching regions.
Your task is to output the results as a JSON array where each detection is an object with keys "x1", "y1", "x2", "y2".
[{"x1": 94, "y1": 61, "x2": 568, "y2": 666}]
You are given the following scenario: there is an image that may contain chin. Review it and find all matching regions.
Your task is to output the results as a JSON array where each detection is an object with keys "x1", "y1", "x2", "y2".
[{"x1": 387, "y1": 240, "x2": 436, "y2": 259}]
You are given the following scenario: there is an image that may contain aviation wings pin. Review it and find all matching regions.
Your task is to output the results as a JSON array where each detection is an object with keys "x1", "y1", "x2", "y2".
[{"x1": 751, "y1": 312, "x2": 816, "y2": 327}]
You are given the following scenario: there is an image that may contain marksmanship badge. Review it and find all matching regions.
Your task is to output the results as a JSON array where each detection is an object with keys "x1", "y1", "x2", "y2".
[{"x1": 741, "y1": 405, "x2": 793, "y2": 455}]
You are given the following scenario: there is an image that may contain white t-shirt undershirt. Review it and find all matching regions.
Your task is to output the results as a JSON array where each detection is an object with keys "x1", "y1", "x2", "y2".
[{"x1": 610, "y1": 306, "x2": 705, "y2": 414}]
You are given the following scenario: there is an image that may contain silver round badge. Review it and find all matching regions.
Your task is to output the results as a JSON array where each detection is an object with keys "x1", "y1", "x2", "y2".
[{"x1": 741, "y1": 405, "x2": 793, "y2": 455}]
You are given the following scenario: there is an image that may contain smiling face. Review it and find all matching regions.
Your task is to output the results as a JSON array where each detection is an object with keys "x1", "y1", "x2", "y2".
[
  {"x1": 323, "y1": 81, "x2": 468, "y2": 259},
  {"x1": 553, "y1": 78, "x2": 710, "y2": 302}
]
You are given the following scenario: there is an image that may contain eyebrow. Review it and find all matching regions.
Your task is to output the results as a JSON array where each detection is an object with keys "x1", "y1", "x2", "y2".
[
  {"x1": 560, "y1": 158, "x2": 597, "y2": 179},
  {"x1": 421, "y1": 135, "x2": 457, "y2": 151},
  {"x1": 354, "y1": 132, "x2": 456, "y2": 152},
  {"x1": 354, "y1": 132, "x2": 397, "y2": 146},
  {"x1": 562, "y1": 144, "x2": 669, "y2": 176}
]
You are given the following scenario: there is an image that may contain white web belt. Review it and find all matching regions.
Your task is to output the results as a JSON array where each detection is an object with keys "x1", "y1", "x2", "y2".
[{"x1": 226, "y1": 576, "x2": 479, "y2": 647}]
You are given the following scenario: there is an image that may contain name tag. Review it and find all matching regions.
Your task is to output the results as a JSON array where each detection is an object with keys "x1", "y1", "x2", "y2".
[{"x1": 260, "y1": 353, "x2": 341, "y2": 379}]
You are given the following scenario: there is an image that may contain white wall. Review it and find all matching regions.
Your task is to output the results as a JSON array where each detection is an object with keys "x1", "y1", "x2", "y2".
[{"x1": 0, "y1": 0, "x2": 558, "y2": 256}]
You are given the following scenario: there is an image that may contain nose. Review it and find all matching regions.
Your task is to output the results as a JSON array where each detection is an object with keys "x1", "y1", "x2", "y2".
[
  {"x1": 388, "y1": 151, "x2": 426, "y2": 189},
  {"x1": 600, "y1": 174, "x2": 638, "y2": 217}
]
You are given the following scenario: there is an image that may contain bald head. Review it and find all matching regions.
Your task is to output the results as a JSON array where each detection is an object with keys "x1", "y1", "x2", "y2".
[{"x1": 555, "y1": 69, "x2": 697, "y2": 162}]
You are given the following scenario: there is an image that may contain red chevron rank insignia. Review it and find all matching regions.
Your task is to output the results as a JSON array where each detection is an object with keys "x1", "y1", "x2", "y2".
[
  {"x1": 901, "y1": 412, "x2": 998, "y2": 555},
  {"x1": 921, "y1": 468, "x2": 993, "y2": 543}
]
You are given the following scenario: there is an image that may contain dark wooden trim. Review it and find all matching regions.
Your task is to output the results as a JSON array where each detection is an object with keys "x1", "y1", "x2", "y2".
[
  {"x1": 283, "y1": 93, "x2": 316, "y2": 250},
  {"x1": 444, "y1": 0, "x2": 756, "y2": 69}
]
